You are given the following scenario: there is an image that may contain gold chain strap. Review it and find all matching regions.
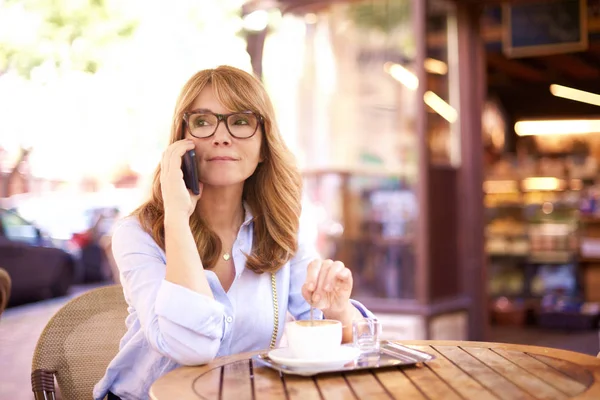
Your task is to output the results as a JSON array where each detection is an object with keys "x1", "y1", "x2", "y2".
[{"x1": 269, "y1": 273, "x2": 279, "y2": 349}]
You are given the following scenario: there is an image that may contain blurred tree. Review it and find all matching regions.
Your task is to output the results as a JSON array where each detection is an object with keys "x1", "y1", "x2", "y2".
[
  {"x1": 0, "y1": 0, "x2": 138, "y2": 78},
  {"x1": 0, "y1": 0, "x2": 139, "y2": 194},
  {"x1": 0, "y1": 0, "x2": 248, "y2": 191},
  {"x1": 1, "y1": 146, "x2": 31, "y2": 197},
  {"x1": 347, "y1": 0, "x2": 411, "y2": 34}
]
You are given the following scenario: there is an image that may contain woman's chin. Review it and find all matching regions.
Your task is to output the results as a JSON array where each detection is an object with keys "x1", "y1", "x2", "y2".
[{"x1": 202, "y1": 176, "x2": 246, "y2": 188}]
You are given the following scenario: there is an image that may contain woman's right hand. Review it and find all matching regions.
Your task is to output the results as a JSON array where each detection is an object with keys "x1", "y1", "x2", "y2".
[{"x1": 160, "y1": 139, "x2": 202, "y2": 218}]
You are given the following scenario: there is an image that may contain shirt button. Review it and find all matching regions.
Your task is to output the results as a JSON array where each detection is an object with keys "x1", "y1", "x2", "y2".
[{"x1": 226, "y1": 316, "x2": 233, "y2": 323}]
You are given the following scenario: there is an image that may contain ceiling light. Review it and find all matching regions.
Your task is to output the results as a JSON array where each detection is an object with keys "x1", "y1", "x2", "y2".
[
  {"x1": 550, "y1": 84, "x2": 600, "y2": 107},
  {"x1": 423, "y1": 91, "x2": 458, "y2": 123},
  {"x1": 383, "y1": 62, "x2": 418, "y2": 91},
  {"x1": 384, "y1": 62, "x2": 457, "y2": 123},
  {"x1": 514, "y1": 119, "x2": 600, "y2": 136},
  {"x1": 424, "y1": 58, "x2": 448, "y2": 75}
]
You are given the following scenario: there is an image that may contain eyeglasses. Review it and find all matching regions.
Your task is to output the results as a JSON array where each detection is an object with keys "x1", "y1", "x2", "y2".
[{"x1": 183, "y1": 109, "x2": 264, "y2": 139}]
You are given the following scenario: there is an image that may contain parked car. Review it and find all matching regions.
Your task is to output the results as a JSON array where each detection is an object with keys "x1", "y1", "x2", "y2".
[
  {"x1": 0, "y1": 208, "x2": 75, "y2": 306},
  {"x1": 69, "y1": 207, "x2": 120, "y2": 283}
]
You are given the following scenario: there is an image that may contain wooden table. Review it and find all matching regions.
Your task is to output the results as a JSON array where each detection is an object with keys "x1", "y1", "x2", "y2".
[{"x1": 149, "y1": 340, "x2": 600, "y2": 399}]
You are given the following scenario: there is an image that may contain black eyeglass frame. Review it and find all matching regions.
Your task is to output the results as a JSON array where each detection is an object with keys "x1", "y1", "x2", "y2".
[{"x1": 182, "y1": 109, "x2": 265, "y2": 139}]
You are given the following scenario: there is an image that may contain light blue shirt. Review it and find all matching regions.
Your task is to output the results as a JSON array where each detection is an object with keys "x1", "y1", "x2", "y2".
[{"x1": 93, "y1": 206, "x2": 373, "y2": 400}]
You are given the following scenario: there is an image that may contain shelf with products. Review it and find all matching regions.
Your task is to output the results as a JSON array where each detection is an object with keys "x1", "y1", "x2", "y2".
[
  {"x1": 484, "y1": 176, "x2": 589, "y2": 329},
  {"x1": 485, "y1": 182, "x2": 527, "y2": 258},
  {"x1": 485, "y1": 180, "x2": 581, "y2": 263},
  {"x1": 484, "y1": 141, "x2": 600, "y2": 328},
  {"x1": 576, "y1": 214, "x2": 600, "y2": 306}
]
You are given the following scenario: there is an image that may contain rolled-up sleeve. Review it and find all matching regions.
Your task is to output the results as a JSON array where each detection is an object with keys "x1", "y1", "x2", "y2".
[
  {"x1": 112, "y1": 219, "x2": 225, "y2": 365},
  {"x1": 350, "y1": 299, "x2": 376, "y2": 319}
]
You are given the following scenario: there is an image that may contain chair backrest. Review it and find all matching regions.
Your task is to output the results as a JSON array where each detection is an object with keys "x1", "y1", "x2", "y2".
[
  {"x1": 0, "y1": 267, "x2": 11, "y2": 317},
  {"x1": 31, "y1": 284, "x2": 128, "y2": 400}
]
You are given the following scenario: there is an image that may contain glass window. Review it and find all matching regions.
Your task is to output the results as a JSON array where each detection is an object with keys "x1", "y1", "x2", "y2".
[
  {"x1": 426, "y1": 0, "x2": 460, "y2": 167},
  {"x1": 0, "y1": 209, "x2": 40, "y2": 245},
  {"x1": 264, "y1": 0, "x2": 418, "y2": 299}
]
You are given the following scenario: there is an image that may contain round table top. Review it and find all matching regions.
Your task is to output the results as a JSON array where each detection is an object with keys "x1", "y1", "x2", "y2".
[{"x1": 150, "y1": 340, "x2": 600, "y2": 400}]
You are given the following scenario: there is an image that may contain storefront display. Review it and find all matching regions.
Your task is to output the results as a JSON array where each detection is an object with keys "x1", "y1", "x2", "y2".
[{"x1": 484, "y1": 124, "x2": 600, "y2": 329}]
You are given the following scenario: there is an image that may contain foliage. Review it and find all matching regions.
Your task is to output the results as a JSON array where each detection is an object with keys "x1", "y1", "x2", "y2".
[
  {"x1": 0, "y1": 0, "x2": 250, "y2": 185},
  {"x1": 0, "y1": 0, "x2": 138, "y2": 77},
  {"x1": 347, "y1": 0, "x2": 411, "y2": 34}
]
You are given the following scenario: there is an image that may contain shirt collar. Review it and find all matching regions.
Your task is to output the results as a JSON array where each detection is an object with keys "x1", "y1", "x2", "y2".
[{"x1": 241, "y1": 201, "x2": 254, "y2": 227}]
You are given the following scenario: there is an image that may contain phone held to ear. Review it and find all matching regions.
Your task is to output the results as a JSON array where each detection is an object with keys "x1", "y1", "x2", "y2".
[{"x1": 182, "y1": 149, "x2": 200, "y2": 195}]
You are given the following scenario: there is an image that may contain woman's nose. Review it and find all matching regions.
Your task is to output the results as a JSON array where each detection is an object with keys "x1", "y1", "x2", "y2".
[{"x1": 212, "y1": 121, "x2": 232, "y2": 145}]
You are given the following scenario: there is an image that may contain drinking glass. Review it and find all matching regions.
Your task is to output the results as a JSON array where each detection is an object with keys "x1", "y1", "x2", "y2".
[{"x1": 352, "y1": 318, "x2": 382, "y2": 353}]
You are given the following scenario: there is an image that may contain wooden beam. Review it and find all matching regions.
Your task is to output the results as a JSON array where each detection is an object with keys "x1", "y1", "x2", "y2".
[
  {"x1": 456, "y1": 3, "x2": 488, "y2": 341},
  {"x1": 428, "y1": 24, "x2": 502, "y2": 48},
  {"x1": 538, "y1": 53, "x2": 600, "y2": 80},
  {"x1": 493, "y1": 83, "x2": 600, "y2": 120},
  {"x1": 487, "y1": 71, "x2": 514, "y2": 87},
  {"x1": 414, "y1": 0, "x2": 430, "y2": 308},
  {"x1": 581, "y1": 42, "x2": 600, "y2": 65},
  {"x1": 486, "y1": 52, "x2": 547, "y2": 82},
  {"x1": 493, "y1": 81, "x2": 600, "y2": 97}
]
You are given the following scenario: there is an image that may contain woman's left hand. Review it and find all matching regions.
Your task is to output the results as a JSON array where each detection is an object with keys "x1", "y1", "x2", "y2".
[{"x1": 301, "y1": 259, "x2": 354, "y2": 316}]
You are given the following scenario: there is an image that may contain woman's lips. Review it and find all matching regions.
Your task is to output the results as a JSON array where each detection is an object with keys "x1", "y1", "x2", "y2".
[{"x1": 208, "y1": 156, "x2": 237, "y2": 161}]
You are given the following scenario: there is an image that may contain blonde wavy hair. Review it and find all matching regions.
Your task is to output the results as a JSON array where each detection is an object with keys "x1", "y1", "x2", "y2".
[{"x1": 133, "y1": 66, "x2": 302, "y2": 273}]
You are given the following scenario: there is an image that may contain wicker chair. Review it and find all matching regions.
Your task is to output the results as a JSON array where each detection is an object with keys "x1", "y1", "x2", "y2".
[
  {"x1": 0, "y1": 267, "x2": 11, "y2": 317},
  {"x1": 31, "y1": 284, "x2": 128, "y2": 400}
]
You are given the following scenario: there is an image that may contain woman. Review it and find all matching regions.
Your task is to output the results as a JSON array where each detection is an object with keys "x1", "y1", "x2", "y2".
[{"x1": 94, "y1": 65, "x2": 373, "y2": 400}]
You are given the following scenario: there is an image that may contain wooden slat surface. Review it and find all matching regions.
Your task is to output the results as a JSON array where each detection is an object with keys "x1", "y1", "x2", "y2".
[
  {"x1": 251, "y1": 359, "x2": 287, "y2": 399},
  {"x1": 493, "y1": 349, "x2": 588, "y2": 398},
  {"x1": 461, "y1": 347, "x2": 567, "y2": 400},
  {"x1": 150, "y1": 342, "x2": 600, "y2": 400},
  {"x1": 344, "y1": 370, "x2": 391, "y2": 399},
  {"x1": 315, "y1": 374, "x2": 356, "y2": 400},
  {"x1": 402, "y1": 361, "x2": 463, "y2": 400},
  {"x1": 373, "y1": 368, "x2": 427, "y2": 400},
  {"x1": 221, "y1": 360, "x2": 253, "y2": 400},
  {"x1": 411, "y1": 345, "x2": 498, "y2": 400},
  {"x1": 434, "y1": 345, "x2": 535, "y2": 400},
  {"x1": 530, "y1": 354, "x2": 595, "y2": 388},
  {"x1": 282, "y1": 374, "x2": 322, "y2": 400},
  {"x1": 192, "y1": 366, "x2": 222, "y2": 400}
]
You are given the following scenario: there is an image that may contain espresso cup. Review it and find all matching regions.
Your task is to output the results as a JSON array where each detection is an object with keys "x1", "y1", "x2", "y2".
[{"x1": 285, "y1": 319, "x2": 342, "y2": 360}]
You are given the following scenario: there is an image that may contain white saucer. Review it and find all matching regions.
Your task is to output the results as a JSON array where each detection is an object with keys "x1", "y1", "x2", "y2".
[{"x1": 268, "y1": 345, "x2": 361, "y2": 368}]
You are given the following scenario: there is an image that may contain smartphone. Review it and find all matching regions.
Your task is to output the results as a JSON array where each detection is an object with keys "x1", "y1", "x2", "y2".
[{"x1": 181, "y1": 149, "x2": 200, "y2": 195}]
